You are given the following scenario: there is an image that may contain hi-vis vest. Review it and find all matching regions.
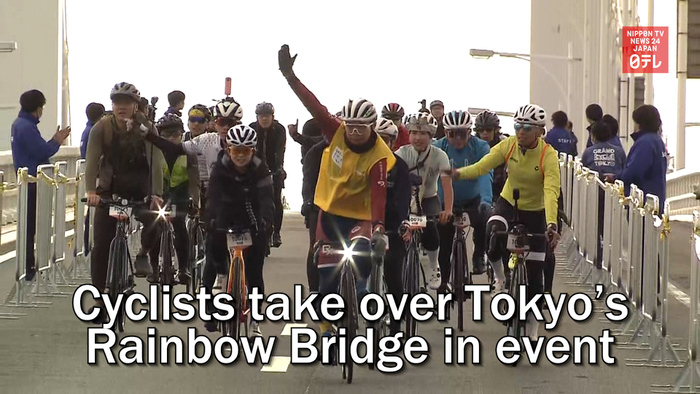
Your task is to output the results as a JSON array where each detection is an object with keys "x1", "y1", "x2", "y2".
[
  {"x1": 314, "y1": 123, "x2": 396, "y2": 221},
  {"x1": 162, "y1": 155, "x2": 189, "y2": 199}
]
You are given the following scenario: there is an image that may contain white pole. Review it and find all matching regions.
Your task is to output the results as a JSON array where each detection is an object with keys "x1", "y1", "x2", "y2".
[
  {"x1": 567, "y1": 41, "x2": 573, "y2": 115},
  {"x1": 677, "y1": 0, "x2": 687, "y2": 170},
  {"x1": 645, "y1": 0, "x2": 655, "y2": 104},
  {"x1": 583, "y1": 0, "x2": 591, "y2": 150},
  {"x1": 627, "y1": 0, "x2": 639, "y2": 152},
  {"x1": 599, "y1": 0, "x2": 608, "y2": 110}
]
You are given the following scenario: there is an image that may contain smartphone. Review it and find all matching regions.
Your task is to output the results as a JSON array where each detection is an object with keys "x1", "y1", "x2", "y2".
[{"x1": 225, "y1": 77, "x2": 232, "y2": 96}]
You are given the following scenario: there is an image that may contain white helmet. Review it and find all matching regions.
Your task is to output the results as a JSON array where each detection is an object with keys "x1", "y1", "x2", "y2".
[
  {"x1": 340, "y1": 98, "x2": 377, "y2": 124},
  {"x1": 405, "y1": 112, "x2": 438, "y2": 135},
  {"x1": 513, "y1": 104, "x2": 547, "y2": 126},
  {"x1": 443, "y1": 110, "x2": 473, "y2": 130},
  {"x1": 215, "y1": 98, "x2": 243, "y2": 120},
  {"x1": 226, "y1": 125, "x2": 257, "y2": 147},
  {"x1": 375, "y1": 117, "x2": 399, "y2": 139},
  {"x1": 110, "y1": 82, "x2": 140, "y2": 102}
]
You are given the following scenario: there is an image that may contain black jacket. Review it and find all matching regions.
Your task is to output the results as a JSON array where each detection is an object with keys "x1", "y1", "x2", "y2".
[
  {"x1": 386, "y1": 154, "x2": 411, "y2": 233},
  {"x1": 302, "y1": 139, "x2": 328, "y2": 206},
  {"x1": 249, "y1": 120, "x2": 286, "y2": 173},
  {"x1": 206, "y1": 151, "x2": 274, "y2": 235}
]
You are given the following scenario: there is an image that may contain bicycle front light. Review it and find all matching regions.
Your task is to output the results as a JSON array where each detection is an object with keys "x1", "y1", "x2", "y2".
[{"x1": 156, "y1": 205, "x2": 168, "y2": 221}]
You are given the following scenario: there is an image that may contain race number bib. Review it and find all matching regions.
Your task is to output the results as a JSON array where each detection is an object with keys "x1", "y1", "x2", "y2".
[
  {"x1": 454, "y1": 212, "x2": 470, "y2": 227},
  {"x1": 227, "y1": 231, "x2": 253, "y2": 248},
  {"x1": 109, "y1": 206, "x2": 131, "y2": 220},
  {"x1": 507, "y1": 233, "x2": 530, "y2": 251},
  {"x1": 408, "y1": 214, "x2": 427, "y2": 229}
]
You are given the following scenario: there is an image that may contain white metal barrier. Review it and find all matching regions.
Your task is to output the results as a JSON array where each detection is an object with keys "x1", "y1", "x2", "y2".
[
  {"x1": 557, "y1": 153, "x2": 681, "y2": 370},
  {"x1": 1, "y1": 160, "x2": 89, "y2": 317}
]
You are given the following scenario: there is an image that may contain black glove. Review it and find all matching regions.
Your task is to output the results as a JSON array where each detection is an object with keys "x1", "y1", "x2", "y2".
[
  {"x1": 274, "y1": 168, "x2": 287, "y2": 181},
  {"x1": 301, "y1": 201, "x2": 312, "y2": 217},
  {"x1": 278, "y1": 45, "x2": 297, "y2": 78}
]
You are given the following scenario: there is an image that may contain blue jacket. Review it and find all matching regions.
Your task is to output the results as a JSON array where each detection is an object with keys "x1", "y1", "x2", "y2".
[
  {"x1": 433, "y1": 136, "x2": 493, "y2": 205},
  {"x1": 587, "y1": 130, "x2": 623, "y2": 149},
  {"x1": 581, "y1": 141, "x2": 626, "y2": 178},
  {"x1": 545, "y1": 127, "x2": 577, "y2": 157},
  {"x1": 617, "y1": 130, "x2": 667, "y2": 209},
  {"x1": 80, "y1": 121, "x2": 95, "y2": 159},
  {"x1": 11, "y1": 111, "x2": 61, "y2": 176}
]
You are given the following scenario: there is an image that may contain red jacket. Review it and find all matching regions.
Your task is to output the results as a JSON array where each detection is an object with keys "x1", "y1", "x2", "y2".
[{"x1": 395, "y1": 124, "x2": 410, "y2": 149}]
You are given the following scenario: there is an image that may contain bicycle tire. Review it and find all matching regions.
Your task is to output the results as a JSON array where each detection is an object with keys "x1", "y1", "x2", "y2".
[
  {"x1": 105, "y1": 238, "x2": 121, "y2": 333},
  {"x1": 367, "y1": 259, "x2": 384, "y2": 371},
  {"x1": 403, "y1": 243, "x2": 419, "y2": 338},
  {"x1": 231, "y1": 256, "x2": 243, "y2": 343},
  {"x1": 339, "y1": 263, "x2": 357, "y2": 384},
  {"x1": 159, "y1": 229, "x2": 174, "y2": 286},
  {"x1": 116, "y1": 236, "x2": 129, "y2": 333},
  {"x1": 453, "y1": 239, "x2": 465, "y2": 333},
  {"x1": 507, "y1": 259, "x2": 526, "y2": 339},
  {"x1": 187, "y1": 223, "x2": 197, "y2": 296}
]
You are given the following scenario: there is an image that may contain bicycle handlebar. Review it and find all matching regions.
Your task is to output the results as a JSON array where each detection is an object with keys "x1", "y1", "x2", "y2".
[{"x1": 80, "y1": 197, "x2": 147, "y2": 208}]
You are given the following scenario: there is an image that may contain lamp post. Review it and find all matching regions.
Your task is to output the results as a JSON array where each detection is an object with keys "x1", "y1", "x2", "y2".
[{"x1": 469, "y1": 46, "x2": 581, "y2": 115}]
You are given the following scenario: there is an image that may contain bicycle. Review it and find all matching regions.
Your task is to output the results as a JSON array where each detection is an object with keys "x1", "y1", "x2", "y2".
[
  {"x1": 155, "y1": 203, "x2": 178, "y2": 287},
  {"x1": 82, "y1": 195, "x2": 145, "y2": 332},
  {"x1": 186, "y1": 210, "x2": 206, "y2": 296},
  {"x1": 367, "y1": 237, "x2": 390, "y2": 371},
  {"x1": 445, "y1": 207, "x2": 473, "y2": 332},
  {"x1": 215, "y1": 226, "x2": 252, "y2": 345},
  {"x1": 493, "y1": 189, "x2": 548, "y2": 340}
]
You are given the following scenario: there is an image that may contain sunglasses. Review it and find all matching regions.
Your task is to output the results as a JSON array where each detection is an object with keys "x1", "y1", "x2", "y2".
[
  {"x1": 474, "y1": 128, "x2": 495, "y2": 133},
  {"x1": 228, "y1": 146, "x2": 254, "y2": 156},
  {"x1": 189, "y1": 117, "x2": 207, "y2": 124},
  {"x1": 446, "y1": 129, "x2": 469, "y2": 139},
  {"x1": 217, "y1": 117, "x2": 237, "y2": 127},
  {"x1": 345, "y1": 123, "x2": 371, "y2": 135},
  {"x1": 514, "y1": 123, "x2": 537, "y2": 132}
]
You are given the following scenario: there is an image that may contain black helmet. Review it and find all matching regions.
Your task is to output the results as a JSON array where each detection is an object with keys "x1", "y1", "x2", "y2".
[
  {"x1": 156, "y1": 113, "x2": 184, "y2": 134},
  {"x1": 188, "y1": 104, "x2": 212, "y2": 121},
  {"x1": 255, "y1": 102, "x2": 275, "y2": 115},
  {"x1": 474, "y1": 110, "x2": 501, "y2": 130}
]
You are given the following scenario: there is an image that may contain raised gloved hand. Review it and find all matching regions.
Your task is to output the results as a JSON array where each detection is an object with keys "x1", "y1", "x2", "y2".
[
  {"x1": 371, "y1": 227, "x2": 388, "y2": 255},
  {"x1": 278, "y1": 45, "x2": 297, "y2": 78}
]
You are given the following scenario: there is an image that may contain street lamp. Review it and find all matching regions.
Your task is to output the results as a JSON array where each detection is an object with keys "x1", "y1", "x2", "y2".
[{"x1": 469, "y1": 46, "x2": 581, "y2": 114}]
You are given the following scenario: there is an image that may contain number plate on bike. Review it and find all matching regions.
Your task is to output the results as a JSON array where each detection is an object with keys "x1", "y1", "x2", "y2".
[
  {"x1": 506, "y1": 234, "x2": 529, "y2": 251},
  {"x1": 227, "y1": 231, "x2": 253, "y2": 248},
  {"x1": 408, "y1": 214, "x2": 427, "y2": 228},
  {"x1": 109, "y1": 206, "x2": 131, "y2": 219},
  {"x1": 454, "y1": 213, "x2": 470, "y2": 227}
]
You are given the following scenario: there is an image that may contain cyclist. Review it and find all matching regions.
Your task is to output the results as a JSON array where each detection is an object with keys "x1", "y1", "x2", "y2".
[
  {"x1": 433, "y1": 110, "x2": 492, "y2": 280},
  {"x1": 278, "y1": 44, "x2": 394, "y2": 343},
  {"x1": 301, "y1": 138, "x2": 329, "y2": 293},
  {"x1": 375, "y1": 118, "x2": 411, "y2": 334},
  {"x1": 204, "y1": 125, "x2": 274, "y2": 337},
  {"x1": 430, "y1": 100, "x2": 446, "y2": 139},
  {"x1": 453, "y1": 104, "x2": 561, "y2": 340},
  {"x1": 396, "y1": 112, "x2": 454, "y2": 290},
  {"x1": 145, "y1": 114, "x2": 200, "y2": 284},
  {"x1": 474, "y1": 110, "x2": 508, "y2": 201},
  {"x1": 380, "y1": 103, "x2": 410, "y2": 148},
  {"x1": 289, "y1": 118, "x2": 324, "y2": 164},
  {"x1": 183, "y1": 104, "x2": 211, "y2": 141},
  {"x1": 84, "y1": 82, "x2": 164, "y2": 323},
  {"x1": 249, "y1": 102, "x2": 287, "y2": 248}
]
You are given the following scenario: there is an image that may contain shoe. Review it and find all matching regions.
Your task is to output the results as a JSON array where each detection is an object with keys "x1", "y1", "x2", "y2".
[
  {"x1": 204, "y1": 320, "x2": 218, "y2": 332},
  {"x1": 429, "y1": 268, "x2": 441, "y2": 290},
  {"x1": 146, "y1": 273, "x2": 159, "y2": 284},
  {"x1": 133, "y1": 255, "x2": 152, "y2": 278},
  {"x1": 177, "y1": 270, "x2": 190, "y2": 285},
  {"x1": 213, "y1": 274, "x2": 228, "y2": 293},
  {"x1": 322, "y1": 330, "x2": 337, "y2": 366},
  {"x1": 472, "y1": 254, "x2": 486, "y2": 275},
  {"x1": 526, "y1": 314, "x2": 539, "y2": 341},
  {"x1": 272, "y1": 232, "x2": 282, "y2": 248},
  {"x1": 251, "y1": 321, "x2": 263, "y2": 337},
  {"x1": 491, "y1": 279, "x2": 506, "y2": 295},
  {"x1": 25, "y1": 266, "x2": 36, "y2": 282}
]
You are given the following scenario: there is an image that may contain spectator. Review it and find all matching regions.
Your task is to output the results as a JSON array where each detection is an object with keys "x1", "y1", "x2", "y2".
[
  {"x1": 138, "y1": 97, "x2": 149, "y2": 118},
  {"x1": 615, "y1": 105, "x2": 667, "y2": 208},
  {"x1": 585, "y1": 103, "x2": 604, "y2": 148},
  {"x1": 80, "y1": 102, "x2": 105, "y2": 256},
  {"x1": 601, "y1": 114, "x2": 623, "y2": 148},
  {"x1": 582, "y1": 121, "x2": 627, "y2": 266},
  {"x1": 249, "y1": 102, "x2": 287, "y2": 248},
  {"x1": 430, "y1": 100, "x2": 446, "y2": 139},
  {"x1": 165, "y1": 90, "x2": 186, "y2": 117},
  {"x1": 545, "y1": 111, "x2": 577, "y2": 157},
  {"x1": 565, "y1": 121, "x2": 579, "y2": 156},
  {"x1": 289, "y1": 118, "x2": 324, "y2": 163},
  {"x1": 10, "y1": 89, "x2": 71, "y2": 281}
]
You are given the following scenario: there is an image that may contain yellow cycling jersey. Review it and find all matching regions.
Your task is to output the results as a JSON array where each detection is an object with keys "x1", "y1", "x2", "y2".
[
  {"x1": 314, "y1": 122, "x2": 396, "y2": 221},
  {"x1": 457, "y1": 135, "x2": 560, "y2": 225}
]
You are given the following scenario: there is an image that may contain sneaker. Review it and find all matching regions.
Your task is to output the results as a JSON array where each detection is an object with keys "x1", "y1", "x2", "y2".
[
  {"x1": 146, "y1": 273, "x2": 159, "y2": 284},
  {"x1": 526, "y1": 314, "x2": 539, "y2": 341},
  {"x1": 251, "y1": 321, "x2": 263, "y2": 337},
  {"x1": 322, "y1": 330, "x2": 337, "y2": 366},
  {"x1": 133, "y1": 255, "x2": 152, "y2": 278},
  {"x1": 491, "y1": 279, "x2": 506, "y2": 295},
  {"x1": 429, "y1": 268, "x2": 441, "y2": 290},
  {"x1": 213, "y1": 274, "x2": 227, "y2": 293},
  {"x1": 272, "y1": 232, "x2": 282, "y2": 248},
  {"x1": 472, "y1": 254, "x2": 486, "y2": 275}
]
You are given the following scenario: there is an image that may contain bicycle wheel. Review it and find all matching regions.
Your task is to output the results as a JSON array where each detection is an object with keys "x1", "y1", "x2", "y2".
[
  {"x1": 159, "y1": 229, "x2": 173, "y2": 286},
  {"x1": 231, "y1": 256, "x2": 242, "y2": 343},
  {"x1": 452, "y1": 239, "x2": 465, "y2": 333},
  {"x1": 117, "y1": 236, "x2": 130, "y2": 332},
  {"x1": 186, "y1": 223, "x2": 197, "y2": 296},
  {"x1": 403, "y1": 244, "x2": 420, "y2": 338},
  {"x1": 339, "y1": 263, "x2": 357, "y2": 384},
  {"x1": 507, "y1": 260, "x2": 525, "y2": 338},
  {"x1": 367, "y1": 260, "x2": 384, "y2": 371}
]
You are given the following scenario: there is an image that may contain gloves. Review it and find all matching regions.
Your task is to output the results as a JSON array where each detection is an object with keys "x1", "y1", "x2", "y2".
[
  {"x1": 278, "y1": 45, "x2": 297, "y2": 78},
  {"x1": 301, "y1": 201, "x2": 313, "y2": 217},
  {"x1": 478, "y1": 202, "x2": 493, "y2": 218},
  {"x1": 274, "y1": 168, "x2": 287, "y2": 182},
  {"x1": 371, "y1": 229, "x2": 388, "y2": 255}
]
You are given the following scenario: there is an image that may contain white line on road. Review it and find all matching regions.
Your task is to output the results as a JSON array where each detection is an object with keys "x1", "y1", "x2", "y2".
[
  {"x1": 668, "y1": 281, "x2": 691, "y2": 307},
  {"x1": 261, "y1": 357, "x2": 291, "y2": 373},
  {"x1": 280, "y1": 323, "x2": 308, "y2": 336}
]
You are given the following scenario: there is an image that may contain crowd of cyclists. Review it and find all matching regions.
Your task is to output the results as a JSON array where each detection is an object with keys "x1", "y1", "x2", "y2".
[{"x1": 77, "y1": 44, "x2": 568, "y2": 345}]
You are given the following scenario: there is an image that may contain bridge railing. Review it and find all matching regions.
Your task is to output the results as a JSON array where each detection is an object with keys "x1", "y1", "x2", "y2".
[{"x1": 666, "y1": 168, "x2": 700, "y2": 218}]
